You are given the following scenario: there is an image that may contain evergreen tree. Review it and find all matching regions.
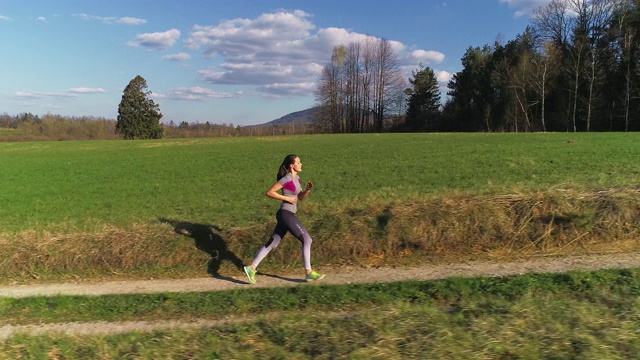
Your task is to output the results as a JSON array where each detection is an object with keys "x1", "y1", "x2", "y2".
[
  {"x1": 405, "y1": 65, "x2": 441, "y2": 131},
  {"x1": 443, "y1": 46, "x2": 489, "y2": 131},
  {"x1": 116, "y1": 75, "x2": 163, "y2": 139}
]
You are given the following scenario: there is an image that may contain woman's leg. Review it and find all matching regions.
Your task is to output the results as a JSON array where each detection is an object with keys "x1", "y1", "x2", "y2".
[
  {"x1": 250, "y1": 217, "x2": 288, "y2": 269},
  {"x1": 277, "y1": 210, "x2": 313, "y2": 271}
]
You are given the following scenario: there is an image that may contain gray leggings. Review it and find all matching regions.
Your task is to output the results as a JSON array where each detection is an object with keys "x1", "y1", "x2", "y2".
[{"x1": 251, "y1": 209, "x2": 313, "y2": 270}]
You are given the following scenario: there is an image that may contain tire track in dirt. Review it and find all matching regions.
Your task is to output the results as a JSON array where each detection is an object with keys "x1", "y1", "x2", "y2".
[{"x1": 1, "y1": 252, "x2": 639, "y2": 339}]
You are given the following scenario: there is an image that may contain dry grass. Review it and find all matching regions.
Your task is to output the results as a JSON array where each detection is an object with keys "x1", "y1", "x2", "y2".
[
  {"x1": 0, "y1": 224, "x2": 214, "y2": 282},
  {"x1": 1, "y1": 187, "x2": 639, "y2": 284},
  {"x1": 311, "y1": 186, "x2": 640, "y2": 263}
]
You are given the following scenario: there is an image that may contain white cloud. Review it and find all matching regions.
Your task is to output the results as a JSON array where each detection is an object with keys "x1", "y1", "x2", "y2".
[
  {"x1": 118, "y1": 17, "x2": 146, "y2": 25},
  {"x1": 15, "y1": 92, "x2": 41, "y2": 99},
  {"x1": 197, "y1": 68, "x2": 226, "y2": 82},
  {"x1": 410, "y1": 49, "x2": 445, "y2": 64},
  {"x1": 163, "y1": 52, "x2": 191, "y2": 61},
  {"x1": 436, "y1": 70, "x2": 452, "y2": 83},
  {"x1": 75, "y1": 13, "x2": 92, "y2": 21},
  {"x1": 185, "y1": 9, "x2": 443, "y2": 98},
  {"x1": 499, "y1": 0, "x2": 551, "y2": 17},
  {"x1": 68, "y1": 88, "x2": 106, "y2": 94},
  {"x1": 43, "y1": 103, "x2": 63, "y2": 110},
  {"x1": 257, "y1": 82, "x2": 315, "y2": 98},
  {"x1": 157, "y1": 87, "x2": 240, "y2": 101},
  {"x1": 306, "y1": 27, "x2": 373, "y2": 51},
  {"x1": 400, "y1": 67, "x2": 452, "y2": 91},
  {"x1": 186, "y1": 10, "x2": 316, "y2": 56},
  {"x1": 37, "y1": 16, "x2": 46, "y2": 22},
  {"x1": 0, "y1": 15, "x2": 10, "y2": 21},
  {"x1": 128, "y1": 29, "x2": 180, "y2": 50},
  {"x1": 14, "y1": 91, "x2": 76, "y2": 100},
  {"x1": 75, "y1": 13, "x2": 147, "y2": 25}
]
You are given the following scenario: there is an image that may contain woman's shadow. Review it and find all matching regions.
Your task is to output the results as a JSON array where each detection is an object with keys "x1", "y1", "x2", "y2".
[{"x1": 159, "y1": 218, "x2": 245, "y2": 283}]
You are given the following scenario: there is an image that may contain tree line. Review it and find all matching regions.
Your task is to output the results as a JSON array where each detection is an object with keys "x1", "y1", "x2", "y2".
[
  {"x1": 0, "y1": 75, "x2": 316, "y2": 142},
  {"x1": 442, "y1": 0, "x2": 639, "y2": 132},
  {"x1": 0, "y1": 113, "x2": 120, "y2": 142},
  {"x1": 315, "y1": 0, "x2": 640, "y2": 133},
  {"x1": 0, "y1": 113, "x2": 317, "y2": 142}
]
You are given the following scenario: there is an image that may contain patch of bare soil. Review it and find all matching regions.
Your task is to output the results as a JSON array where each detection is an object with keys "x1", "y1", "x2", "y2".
[{"x1": 1, "y1": 252, "x2": 639, "y2": 340}]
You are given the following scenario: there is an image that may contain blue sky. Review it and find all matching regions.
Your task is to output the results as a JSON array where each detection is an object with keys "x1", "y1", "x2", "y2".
[{"x1": 0, "y1": 0, "x2": 550, "y2": 126}]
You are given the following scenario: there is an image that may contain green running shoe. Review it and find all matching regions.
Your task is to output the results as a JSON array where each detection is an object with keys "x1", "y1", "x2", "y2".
[
  {"x1": 244, "y1": 266, "x2": 256, "y2": 284},
  {"x1": 305, "y1": 270, "x2": 325, "y2": 282}
]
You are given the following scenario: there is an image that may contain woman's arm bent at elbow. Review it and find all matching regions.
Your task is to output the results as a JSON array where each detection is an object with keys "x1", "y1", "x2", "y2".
[
  {"x1": 266, "y1": 182, "x2": 297, "y2": 204},
  {"x1": 297, "y1": 181, "x2": 313, "y2": 201}
]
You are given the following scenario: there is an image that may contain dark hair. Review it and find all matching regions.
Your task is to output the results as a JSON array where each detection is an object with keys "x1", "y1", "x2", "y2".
[{"x1": 277, "y1": 154, "x2": 298, "y2": 180}]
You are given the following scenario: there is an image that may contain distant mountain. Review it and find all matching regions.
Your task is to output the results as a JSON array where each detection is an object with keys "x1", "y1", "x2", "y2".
[{"x1": 256, "y1": 107, "x2": 317, "y2": 126}]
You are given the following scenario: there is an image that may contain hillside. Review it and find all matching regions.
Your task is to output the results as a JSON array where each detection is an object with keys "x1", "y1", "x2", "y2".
[{"x1": 256, "y1": 107, "x2": 316, "y2": 126}]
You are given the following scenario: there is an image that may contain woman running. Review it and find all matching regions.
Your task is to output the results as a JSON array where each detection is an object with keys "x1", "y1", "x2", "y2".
[{"x1": 244, "y1": 154, "x2": 324, "y2": 284}]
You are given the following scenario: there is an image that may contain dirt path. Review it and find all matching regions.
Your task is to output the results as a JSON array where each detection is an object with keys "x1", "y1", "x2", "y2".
[{"x1": 1, "y1": 252, "x2": 639, "y2": 340}]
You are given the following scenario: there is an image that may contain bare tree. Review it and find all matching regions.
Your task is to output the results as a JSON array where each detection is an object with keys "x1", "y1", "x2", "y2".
[
  {"x1": 314, "y1": 46, "x2": 348, "y2": 132},
  {"x1": 532, "y1": 0, "x2": 572, "y2": 46},
  {"x1": 373, "y1": 38, "x2": 404, "y2": 132},
  {"x1": 529, "y1": 42, "x2": 561, "y2": 132},
  {"x1": 580, "y1": 0, "x2": 622, "y2": 131},
  {"x1": 532, "y1": 0, "x2": 575, "y2": 130},
  {"x1": 616, "y1": 1, "x2": 638, "y2": 131},
  {"x1": 512, "y1": 52, "x2": 534, "y2": 132},
  {"x1": 315, "y1": 38, "x2": 404, "y2": 133},
  {"x1": 533, "y1": 0, "x2": 621, "y2": 132},
  {"x1": 361, "y1": 37, "x2": 376, "y2": 132}
]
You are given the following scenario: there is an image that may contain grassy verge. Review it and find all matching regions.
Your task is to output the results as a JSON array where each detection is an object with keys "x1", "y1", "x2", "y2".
[
  {"x1": 2, "y1": 268, "x2": 639, "y2": 359},
  {"x1": 1, "y1": 187, "x2": 639, "y2": 285}
]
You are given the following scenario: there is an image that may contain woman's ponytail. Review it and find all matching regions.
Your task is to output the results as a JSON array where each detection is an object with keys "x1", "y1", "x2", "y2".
[{"x1": 277, "y1": 154, "x2": 298, "y2": 180}]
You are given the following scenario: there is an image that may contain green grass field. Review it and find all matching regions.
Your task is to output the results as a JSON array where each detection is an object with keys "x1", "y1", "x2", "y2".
[
  {"x1": 1, "y1": 133, "x2": 640, "y2": 358},
  {"x1": 1, "y1": 132, "x2": 638, "y2": 233},
  {"x1": 2, "y1": 268, "x2": 639, "y2": 359}
]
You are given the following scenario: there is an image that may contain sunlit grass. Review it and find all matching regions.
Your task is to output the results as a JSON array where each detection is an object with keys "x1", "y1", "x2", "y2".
[
  {"x1": 1, "y1": 268, "x2": 639, "y2": 359},
  {"x1": 0, "y1": 133, "x2": 638, "y2": 233}
]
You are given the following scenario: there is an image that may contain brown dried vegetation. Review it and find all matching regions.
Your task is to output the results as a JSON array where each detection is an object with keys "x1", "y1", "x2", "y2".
[{"x1": 1, "y1": 187, "x2": 638, "y2": 284}]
